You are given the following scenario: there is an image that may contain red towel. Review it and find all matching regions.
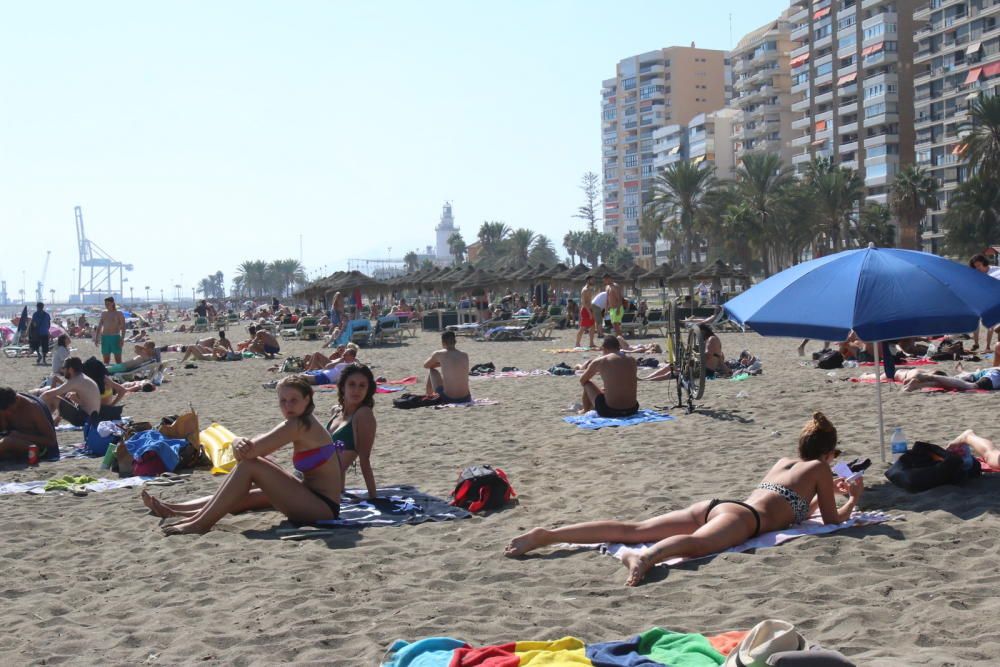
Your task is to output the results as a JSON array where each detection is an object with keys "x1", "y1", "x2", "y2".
[
  {"x1": 976, "y1": 457, "x2": 1000, "y2": 473},
  {"x1": 920, "y1": 387, "x2": 991, "y2": 394},
  {"x1": 706, "y1": 630, "x2": 749, "y2": 656},
  {"x1": 449, "y1": 643, "x2": 519, "y2": 666},
  {"x1": 858, "y1": 359, "x2": 938, "y2": 367},
  {"x1": 849, "y1": 377, "x2": 898, "y2": 384}
]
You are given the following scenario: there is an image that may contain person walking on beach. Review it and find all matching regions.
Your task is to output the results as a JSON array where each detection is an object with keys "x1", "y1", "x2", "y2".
[
  {"x1": 578, "y1": 335, "x2": 638, "y2": 417},
  {"x1": 504, "y1": 412, "x2": 863, "y2": 586},
  {"x1": 423, "y1": 330, "x2": 471, "y2": 403},
  {"x1": 29, "y1": 302, "x2": 52, "y2": 366},
  {"x1": 94, "y1": 297, "x2": 127, "y2": 364},
  {"x1": 575, "y1": 276, "x2": 597, "y2": 349},
  {"x1": 604, "y1": 273, "x2": 624, "y2": 337},
  {"x1": 969, "y1": 254, "x2": 1000, "y2": 355}
]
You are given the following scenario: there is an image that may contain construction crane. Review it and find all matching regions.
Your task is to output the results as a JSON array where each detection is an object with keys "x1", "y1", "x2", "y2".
[
  {"x1": 75, "y1": 206, "x2": 133, "y2": 303},
  {"x1": 35, "y1": 250, "x2": 51, "y2": 303}
]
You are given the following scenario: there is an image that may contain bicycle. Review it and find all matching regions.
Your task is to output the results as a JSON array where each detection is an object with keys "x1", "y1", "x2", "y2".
[{"x1": 666, "y1": 301, "x2": 706, "y2": 414}]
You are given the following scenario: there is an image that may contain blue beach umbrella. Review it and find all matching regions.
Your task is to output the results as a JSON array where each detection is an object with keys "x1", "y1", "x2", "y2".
[{"x1": 724, "y1": 244, "x2": 1000, "y2": 460}]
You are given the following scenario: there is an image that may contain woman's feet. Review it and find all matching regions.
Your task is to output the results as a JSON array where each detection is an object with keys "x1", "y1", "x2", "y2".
[
  {"x1": 141, "y1": 490, "x2": 199, "y2": 518},
  {"x1": 503, "y1": 528, "x2": 547, "y2": 557},
  {"x1": 161, "y1": 519, "x2": 210, "y2": 535},
  {"x1": 621, "y1": 550, "x2": 653, "y2": 587}
]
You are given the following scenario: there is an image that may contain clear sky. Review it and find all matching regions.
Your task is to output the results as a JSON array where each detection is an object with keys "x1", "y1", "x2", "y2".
[{"x1": 0, "y1": 0, "x2": 789, "y2": 304}]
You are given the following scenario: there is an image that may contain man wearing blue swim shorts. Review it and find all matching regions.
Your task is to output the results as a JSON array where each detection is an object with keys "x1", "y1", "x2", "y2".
[{"x1": 94, "y1": 296, "x2": 127, "y2": 364}]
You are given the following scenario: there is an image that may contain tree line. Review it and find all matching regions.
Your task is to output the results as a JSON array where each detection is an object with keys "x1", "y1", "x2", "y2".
[{"x1": 225, "y1": 259, "x2": 307, "y2": 298}]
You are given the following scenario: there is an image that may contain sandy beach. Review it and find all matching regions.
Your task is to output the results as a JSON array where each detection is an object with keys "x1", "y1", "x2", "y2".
[{"x1": 2, "y1": 325, "x2": 999, "y2": 666}]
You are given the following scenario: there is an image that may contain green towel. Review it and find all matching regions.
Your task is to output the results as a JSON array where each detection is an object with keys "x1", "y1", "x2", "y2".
[
  {"x1": 638, "y1": 628, "x2": 725, "y2": 666},
  {"x1": 44, "y1": 475, "x2": 99, "y2": 491}
]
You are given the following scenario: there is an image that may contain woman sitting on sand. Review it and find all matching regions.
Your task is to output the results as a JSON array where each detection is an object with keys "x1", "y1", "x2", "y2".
[
  {"x1": 504, "y1": 412, "x2": 863, "y2": 586},
  {"x1": 143, "y1": 373, "x2": 374, "y2": 534}
]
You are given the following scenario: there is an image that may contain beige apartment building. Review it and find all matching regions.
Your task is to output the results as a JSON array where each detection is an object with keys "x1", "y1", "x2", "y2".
[
  {"x1": 786, "y1": 0, "x2": 918, "y2": 213},
  {"x1": 913, "y1": 0, "x2": 1000, "y2": 252},
  {"x1": 729, "y1": 13, "x2": 797, "y2": 165},
  {"x1": 601, "y1": 46, "x2": 728, "y2": 259}
]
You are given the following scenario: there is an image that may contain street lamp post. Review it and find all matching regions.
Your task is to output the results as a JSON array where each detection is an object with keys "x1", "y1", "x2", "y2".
[
  {"x1": 191, "y1": 287, "x2": 196, "y2": 304},
  {"x1": 145, "y1": 286, "x2": 150, "y2": 304},
  {"x1": 130, "y1": 286, "x2": 134, "y2": 305},
  {"x1": 160, "y1": 289, "x2": 164, "y2": 304}
]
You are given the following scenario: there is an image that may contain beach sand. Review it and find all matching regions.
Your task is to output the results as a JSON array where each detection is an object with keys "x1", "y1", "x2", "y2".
[{"x1": 2, "y1": 326, "x2": 998, "y2": 665}]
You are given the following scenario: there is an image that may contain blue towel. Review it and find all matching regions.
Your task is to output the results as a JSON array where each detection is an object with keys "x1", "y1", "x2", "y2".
[
  {"x1": 563, "y1": 409, "x2": 674, "y2": 430},
  {"x1": 125, "y1": 430, "x2": 186, "y2": 472},
  {"x1": 334, "y1": 319, "x2": 371, "y2": 346},
  {"x1": 381, "y1": 637, "x2": 468, "y2": 666},
  {"x1": 588, "y1": 635, "x2": 663, "y2": 666}
]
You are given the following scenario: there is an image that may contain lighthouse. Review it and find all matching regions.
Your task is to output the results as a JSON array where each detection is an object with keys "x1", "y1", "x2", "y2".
[{"x1": 435, "y1": 202, "x2": 457, "y2": 263}]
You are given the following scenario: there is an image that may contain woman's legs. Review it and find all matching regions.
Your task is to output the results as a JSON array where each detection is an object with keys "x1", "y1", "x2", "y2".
[
  {"x1": 948, "y1": 429, "x2": 1000, "y2": 468},
  {"x1": 621, "y1": 511, "x2": 753, "y2": 586},
  {"x1": 142, "y1": 488, "x2": 271, "y2": 517},
  {"x1": 639, "y1": 364, "x2": 675, "y2": 381},
  {"x1": 504, "y1": 501, "x2": 709, "y2": 557},
  {"x1": 161, "y1": 459, "x2": 335, "y2": 534}
]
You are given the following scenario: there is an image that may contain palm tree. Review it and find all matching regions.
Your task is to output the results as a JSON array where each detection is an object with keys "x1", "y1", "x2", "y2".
[
  {"x1": 578, "y1": 230, "x2": 617, "y2": 266},
  {"x1": 808, "y1": 164, "x2": 865, "y2": 252},
  {"x1": 606, "y1": 246, "x2": 635, "y2": 270},
  {"x1": 890, "y1": 165, "x2": 938, "y2": 250},
  {"x1": 528, "y1": 235, "x2": 559, "y2": 266},
  {"x1": 477, "y1": 221, "x2": 511, "y2": 258},
  {"x1": 447, "y1": 232, "x2": 466, "y2": 265},
  {"x1": 858, "y1": 202, "x2": 897, "y2": 247},
  {"x1": 646, "y1": 161, "x2": 718, "y2": 265},
  {"x1": 508, "y1": 228, "x2": 537, "y2": 265},
  {"x1": 944, "y1": 175, "x2": 1000, "y2": 257},
  {"x1": 236, "y1": 260, "x2": 269, "y2": 298},
  {"x1": 958, "y1": 93, "x2": 1000, "y2": 179},
  {"x1": 734, "y1": 153, "x2": 795, "y2": 275},
  {"x1": 268, "y1": 259, "x2": 306, "y2": 297},
  {"x1": 198, "y1": 277, "x2": 214, "y2": 299},
  {"x1": 563, "y1": 230, "x2": 585, "y2": 265},
  {"x1": 403, "y1": 251, "x2": 419, "y2": 272}
]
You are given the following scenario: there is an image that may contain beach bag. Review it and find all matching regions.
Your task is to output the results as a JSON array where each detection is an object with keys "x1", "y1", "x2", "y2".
[
  {"x1": 159, "y1": 412, "x2": 207, "y2": 468},
  {"x1": 391, "y1": 393, "x2": 440, "y2": 410},
  {"x1": 723, "y1": 619, "x2": 807, "y2": 667},
  {"x1": 885, "y1": 441, "x2": 980, "y2": 493},
  {"x1": 83, "y1": 421, "x2": 116, "y2": 457},
  {"x1": 450, "y1": 464, "x2": 516, "y2": 513},
  {"x1": 280, "y1": 356, "x2": 303, "y2": 372},
  {"x1": 815, "y1": 350, "x2": 843, "y2": 369}
]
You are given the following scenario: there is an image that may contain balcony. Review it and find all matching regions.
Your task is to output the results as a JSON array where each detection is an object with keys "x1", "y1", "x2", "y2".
[
  {"x1": 792, "y1": 79, "x2": 811, "y2": 95},
  {"x1": 864, "y1": 133, "x2": 890, "y2": 148},
  {"x1": 862, "y1": 111, "x2": 900, "y2": 128},
  {"x1": 792, "y1": 134, "x2": 813, "y2": 147},
  {"x1": 840, "y1": 140, "x2": 859, "y2": 153},
  {"x1": 792, "y1": 152, "x2": 813, "y2": 166},
  {"x1": 840, "y1": 120, "x2": 859, "y2": 134},
  {"x1": 791, "y1": 97, "x2": 812, "y2": 113},
  {"x1": 815, "y1": 89, "x2": 834, "y2": 105},
  {"x1": 792, "y1": 116, "x2": 812, "y2": 130},
  {"x1": 838, "y1": 100, "x2": 858, "y2": 117},
  {"x1": 791, "y1": 23, "x2": 810, "y2": 41}
]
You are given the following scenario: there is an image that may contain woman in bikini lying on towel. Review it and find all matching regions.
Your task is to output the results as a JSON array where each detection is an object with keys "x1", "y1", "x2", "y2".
[
  {"x1": 504, "y1": 412, "x2": 863, "y2": 586},
  {"x1": 143, "y1": 369, "x2": 376, "y2": 534}
]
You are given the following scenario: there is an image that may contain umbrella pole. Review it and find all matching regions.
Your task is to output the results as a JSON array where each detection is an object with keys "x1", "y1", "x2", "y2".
[{"x1": 874, "y1": 340, "x2": 886, "y2": 462}]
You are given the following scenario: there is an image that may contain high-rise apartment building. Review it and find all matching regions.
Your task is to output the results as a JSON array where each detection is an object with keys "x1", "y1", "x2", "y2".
[
  {"x1": 913, "y1": 0, "x2": 1000, "y2": 252},
  {"x1": 729, "y1": 13, "x2": 797, "y2": 166},
  {"x1": 786, "y1": 0, "x2": 918, "y2": 213},
  {"x1": 601, "y1": 46, "x2": 728, "y2": 261}
]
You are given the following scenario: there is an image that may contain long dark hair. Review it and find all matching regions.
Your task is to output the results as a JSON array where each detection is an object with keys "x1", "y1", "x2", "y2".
[
  {"x1": 799, "y1": 412, "x2": 838, "y2": 460},
  {"x1": 337, "y1": 363, "x2": 376, "y2": 410},
  {"x1": 277, "y1": 375, "x2": 315, "y2": 430}
]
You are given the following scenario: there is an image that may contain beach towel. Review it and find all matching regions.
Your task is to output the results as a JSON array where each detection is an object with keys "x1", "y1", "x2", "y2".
[
  {"x1": 563, "y1": 409, "x2": 674, "y2": 430},
  {"x1": 858, "y1": 359, "x2": 937, "y2": 367},
  {"x1": 705, "y1": 631, "x2": 748, "y2": 657},
  {"x1": 434, "y1": 398, "x2": 498, "y2": 409},
  {"x1": 470, "y1": 369, "x2": 551, "y2": 379},
  {"x1": 0, "y1": 476, "x2": 152, "y2": 496},
  {"x1": 586, "y1": 511, "x2": 897, "y2": 568},
  {"x1": 848, "y1": 376, "x2": 898, "y2": 384},
  {"x1": 125, "y1": 430, "x2": 187, "y2": 472},
  {"x1": 515, "y1": 637, "x2": 591, "y2": 664},
  {"x1": 199, "y1": 423, "x2": 237, "y2": 475},
  {"x1": 278, "y1": 486, "x2": 471, "y2": 537},
  {"x1": 382, "y1": 637, "x2": 470, "y2": 667},
  {"x1": 448, "y1": 644, "x2": 519, "y2": 666},
  {"x1": 546, "y1": 347, "x2": 594, "y2": 353},
  {"x1": 587, "y1": 629, "x2": 724, "y2": 667},
  {"x1": 976, "y1": 457, "x2": 1000, "y2": 473},
  {"x1": 919, "y1": 387, "x2": 992, "y2": 394}
]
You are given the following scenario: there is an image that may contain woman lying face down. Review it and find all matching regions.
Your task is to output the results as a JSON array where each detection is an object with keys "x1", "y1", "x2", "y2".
[{"x1": 504, "y1": 412, "x2": 864, "y2": 586}]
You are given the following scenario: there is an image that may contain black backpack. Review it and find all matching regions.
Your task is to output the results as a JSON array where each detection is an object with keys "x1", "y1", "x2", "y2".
[
  {"x1": 391, "y1": 393, "x2": 441, "y2": 410},
  {"x1": 450, "y1": 465, "x2": 516, "y2": 513},
  {"x1": 885, "y1": 441, "x2": 981, "y2": 492},
  {"x1": 816, "y1": 350, "x2": 844, "y2": 369}
]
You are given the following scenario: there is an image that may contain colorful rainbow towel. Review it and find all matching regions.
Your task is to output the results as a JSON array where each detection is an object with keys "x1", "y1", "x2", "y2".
[{"x1": 564, "y1": 409, "x2": 674, "y2": 430}]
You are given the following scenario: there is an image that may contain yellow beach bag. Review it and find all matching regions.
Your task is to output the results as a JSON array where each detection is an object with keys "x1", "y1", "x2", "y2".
[{"x1": 199, "y1": 423, "x2": 238, "y2": 475}]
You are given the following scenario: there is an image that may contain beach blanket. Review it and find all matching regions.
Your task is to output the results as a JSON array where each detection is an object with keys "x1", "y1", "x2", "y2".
[
  {"x1": 849, "y1": 376, "x2": 898, "y2": 384},
  {"x1": 564, "y1": 409, "x2": 674, "y2": 430},
  {"x1": 277, "y1": 486, "x2": 470, "y2": 537},
  {"x1": 976, "y1": 457, "x2": 1000, "y2": 473},
  {"x1": 434, "y1": 398, "x2": 498, "y2": 409},
  {"x1": 546, "y1": 347, "x2": 595, "y2": 354},
  {"x1": 470, "y1": 369, "x2": 551, "y2": 379},
  {"x1": 581, "y1": 510, "x2": 897, "y2": 568},
  {"x1": 0, "y1": 476, "x2": 152, "y2": 496},
  {"x1": 313, "y1": 376, "x2": 419, "y2": 394},
  {"x1": 920, "y1": 387, "x2": 992, "y2": 394}
]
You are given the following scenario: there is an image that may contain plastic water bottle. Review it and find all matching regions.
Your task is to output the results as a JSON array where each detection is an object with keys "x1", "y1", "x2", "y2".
[
  {"x1": 890, "y1": 427, "x2": 908, "y2": 462},
  {"x1": 843, "y1": 360, "x2": 859, "y2": 368}
]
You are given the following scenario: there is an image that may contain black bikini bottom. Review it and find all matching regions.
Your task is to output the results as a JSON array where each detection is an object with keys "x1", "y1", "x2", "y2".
[
  {"x1": 705, "y1": 499, "x2": 761, "y2": 538},
  {"x1": 308, "y1": 487, "x2": 341, "y2": 519}
]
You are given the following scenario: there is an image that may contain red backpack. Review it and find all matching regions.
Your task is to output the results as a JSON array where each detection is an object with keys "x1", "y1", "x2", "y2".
[{"x1": 450, "y1": 465, "x2": 516, "y2": 513}]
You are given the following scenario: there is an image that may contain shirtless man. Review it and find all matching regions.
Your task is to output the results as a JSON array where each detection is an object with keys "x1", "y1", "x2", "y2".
[
  {"x1": 243, "y1": 326, "x2": 281, "y2": 359},
  {"x1": 0, "y1": 386, "x2": 60, "y2": 461},
  {"x1": 94, "y1": 296, "x2": 127, "y2": 364},
  {"x1": 298, "y1": 347, "x2": 359, "y2": 387},
  {"x1": 423, "y1": 331, "x2": 471, "y2": 404},
  {"x1": 970, "y1": 254, "x2": 1000, "y2": 353},
  {"x1": 575, "y1": 276, "x2": 597, "y2": 349},
  {"x1": 40, "y1": 357, "x2": 102, "y2": 426},
  {"x1": 604, "y1": 274, "x2": 624, "y2": 337},
  {"x1": 578, "y1": 335, "x2": 639, "y2": 417}
]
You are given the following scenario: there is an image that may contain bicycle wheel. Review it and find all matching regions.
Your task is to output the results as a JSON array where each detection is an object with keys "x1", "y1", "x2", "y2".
[{"x1": 684, "y1": 326, "x2": 707, "y2": 401}]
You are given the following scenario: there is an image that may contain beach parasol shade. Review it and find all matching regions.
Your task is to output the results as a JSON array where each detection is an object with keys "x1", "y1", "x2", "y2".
[
  {"x1": 556, "y1": 263, "x2": 592, "y2": 282},
  {"x1": 639, "y1": 262, "x2": 675, "y2": 284},
  {"x1": 620, "y1": 264, "x2": 649, "y2": 284},
  {"x1": 583, "y1": 263, "x2": 625, "y2": 281},
  {"x1": 691, "y1": 258, "x2": 738, "y2": 280},
  {"x1": 330, "y1": 270, "x2": 385, "y2": 292},
  {"x1": 59, "y1": 307, "x2": 87, "y2": 316},
  {"x1": 451, "y1": 267, "x2": 501, "y2": 292},
  {"x1": 666, "y1": 264, "x2": 700, "y2": 286},
  {"x1": 438, "y1": 264, "x2": 476, "y2": 287},
  {"x1": 724, "y1": 244, "x2": 1000, "y2": 460},
  {"x1": 537, "y1": 263, "x2": 569, "y2": 281}
]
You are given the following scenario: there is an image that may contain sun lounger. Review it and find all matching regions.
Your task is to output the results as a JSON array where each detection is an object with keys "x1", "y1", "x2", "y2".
[
  {"x1": 644, "y1": 310, "x2": 667, "y2": 337},
  {"x1": 350, "y1": 319, "x2": 373, "y2": 345},
  {"x1": 619, "y1": 311, "x2": 645, "y2": 337},
  {"x1": 297, "y1": 317, "x2": 322, "y2": 340},
  {"x1": 372, "y1": 316, "x2": 404, "y2": 345},
  {"x1": 191, "y1": 316, "x2": 210, "y2": 333},
  {"x1": 2, "y1": 344, "x2": 34, "y2": 358}
]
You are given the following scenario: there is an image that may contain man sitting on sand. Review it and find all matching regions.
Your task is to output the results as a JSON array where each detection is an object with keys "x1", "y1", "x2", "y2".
[
  {"x1": 578, "y1": 335, "x2": 638, "y2": 417},
  {"x1": 0, "y1": 386, "x2": 60, "y2": 461},
  {"x1": 423, "y1": 330, "x2": 471, "y2": 404},
  {"x1": 239, "y1": 326, "x2": 281, "y2": 358},
  {"x1": 39, "y1": 356, "x2": 102, "y2": 427}
]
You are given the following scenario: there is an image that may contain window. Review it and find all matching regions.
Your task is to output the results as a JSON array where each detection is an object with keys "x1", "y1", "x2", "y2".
[
  {"x1": 840, "y1": 33, "x2": 856, "y2": 48},
  {"x1": 604, "y1": 168, "x2": 617, "y2": 180},
  {"x1": 641, "y1": 165, "x2": 654, "y2": 176},
  {"x1": 623, "y1": 206, "x2": 639, "y2": 219},
  {"x1": 816, "y1": 62, "x2": 833, "y2": 76},
  {"x1": 838, "y1": 15, "x2": 856, "y2": 30},
  {"x1": 625, "y1": 183, "x2": 639, "y2": 194},
  {"x1": 603, "y1": 108, "x2": 616, "y2": 120},
  {"x1": 624, "y1": 105, "x2": 636, "y2": 116},
  {"x1": 624, "y1": 155, "x2": 638, "y2": 167},
  {"x1": 622, "y1": 77, "x2": 637, "y2": 90}
]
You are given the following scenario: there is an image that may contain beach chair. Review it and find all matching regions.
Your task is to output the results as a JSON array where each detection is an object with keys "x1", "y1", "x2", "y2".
[
  {"x1": 191, "y1": 316, "x2": 210, "y2": 333},
  {"x1": 398, "y1": 313, "x2": 421, "y2": 338},
  {"x1": 297, "y1": 317, "x2": 321, "y2": 340},
  {"x1": 350, "y1": 319, "x2": 372, "y2": 345},
  {"x1": 527, "y1": 314, "x2": 557, "y2": 340},
  {"x1": 619, "y1": 311, "x2": 645, "y2": 337},
  {"x1": 644, "y1": 310, "x2": 667, "y2": 337},
  {"x1": 2, "y1": 344, "x2": 34, "y2": 359},
  {"x1": 372, "y1": 316, "x2": 403, "y2": 345},
  {"x1": 547, "y1": 305, "x2": 568, "y2": 329},
  {"x1": 280, "y1": 323, "x2": 299, "y2": 338}
]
